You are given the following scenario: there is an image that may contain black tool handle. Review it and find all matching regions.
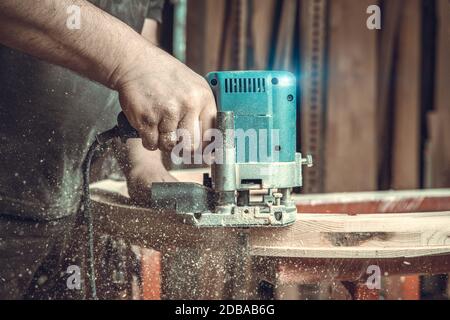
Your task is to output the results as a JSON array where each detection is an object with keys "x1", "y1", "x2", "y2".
[{"x1": 117, "y1": 111, "x2": 140, "y2": 142}]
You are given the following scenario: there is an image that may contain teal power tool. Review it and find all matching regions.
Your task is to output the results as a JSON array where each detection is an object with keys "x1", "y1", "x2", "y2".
[
  {"x1": 109, "y1": 70, "x2": 312, "y2": 228},
  {"x1": 199, "y1": 70, "x2": 313, "y2": 227}
]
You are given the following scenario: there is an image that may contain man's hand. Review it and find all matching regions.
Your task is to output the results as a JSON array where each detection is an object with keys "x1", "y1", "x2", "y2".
[{"x1": 113, "y1": 45, "x2": 216, "y2": 152}]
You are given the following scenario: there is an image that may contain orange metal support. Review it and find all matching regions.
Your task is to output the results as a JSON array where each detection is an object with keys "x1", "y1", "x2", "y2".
[{"x1": 141, "y1": 248, "x2": 162, "y2": 300}]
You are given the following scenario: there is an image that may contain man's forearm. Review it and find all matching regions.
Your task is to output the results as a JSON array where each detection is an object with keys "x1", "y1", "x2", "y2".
[
  {"x1": 0, "y1": 0, "x2": 217, "y2": 153},
  {"x1": 114, "y1": 18, "x2": 164, "y2": 179},
  {"x1": 0, "y1": 0, "x2": 150, "y2": 89}
]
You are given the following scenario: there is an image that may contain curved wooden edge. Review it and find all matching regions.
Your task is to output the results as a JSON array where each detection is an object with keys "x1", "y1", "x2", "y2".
[
  {"x1": 91, "y1": 180, "x2": 450, "y2": 260},
  {"x1": 91, "y1": 181, "x2": 243, "y2": 252},
  {"x1": 251, "y1": 246, "x2": 450, "y2": 259},
  {"x1": 249, "y1": 211, "x2": 450, "y2": 258}
]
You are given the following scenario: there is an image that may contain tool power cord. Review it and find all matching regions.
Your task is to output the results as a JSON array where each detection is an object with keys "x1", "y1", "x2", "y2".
[{"x1": 81, "y1": 112, "x2": 138, "y2": 300}]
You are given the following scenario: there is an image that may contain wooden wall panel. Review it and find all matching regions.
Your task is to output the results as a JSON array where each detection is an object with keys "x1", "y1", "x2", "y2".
[
  {"x1": 376, "y1": 0, "x2": 404, "y2": 189},
  {"x1": 426, "y1": 0, "x2": 450, "y2": 188},
  {"x1": 272, "y1": 0, "x2": 298, "y2": 70},
  {"x1": 391, "y1": 0, "x2": 422, "y2": 189},
  {"x1": 186, "y1": 0, "x2": 226, "y2": 74},
  {"x1": 299, "y1": 0, "x2": 328, "y2": 193},
  {"x1": 325, "y1": 0, "x2": 378, "y2": 192},
  {"x1": 250, "y1": 0, "x2": 276, "y2": 69}
]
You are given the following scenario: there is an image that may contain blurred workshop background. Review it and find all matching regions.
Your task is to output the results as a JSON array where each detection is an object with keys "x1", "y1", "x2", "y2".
[
  {"x1": 139, "y1": 0, "x2": 450, "y2": 300},
  {"x1": 160, "y1": 0, "x2": 450, "y2": 194}
]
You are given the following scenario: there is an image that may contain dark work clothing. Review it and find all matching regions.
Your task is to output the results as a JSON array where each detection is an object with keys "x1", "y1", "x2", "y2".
[
  {"x1": 0, "y1": 0, "x2": 164, "y2": 221},
  {"x1": 0, "y1": 213, "x2": 86, "y2": 299},
  {"x1": 0, "y1": 0, "x2": 165, "y2": 299},
  {"x1": 0, "y1": 49, "x2": 120, "y2": 220}
]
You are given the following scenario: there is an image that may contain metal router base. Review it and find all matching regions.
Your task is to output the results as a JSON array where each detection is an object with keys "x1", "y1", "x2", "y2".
[
  {"x1": 176, "y1": 203, "x2": 298, "y2": 228},
  {"x1": 149, "y1": 182, "x2": 300, "y2": 228}
]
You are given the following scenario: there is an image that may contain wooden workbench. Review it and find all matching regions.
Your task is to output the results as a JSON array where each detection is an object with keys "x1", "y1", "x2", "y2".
[{"x1": 90, "y1": 170, "x2": 450, "y2": 300}]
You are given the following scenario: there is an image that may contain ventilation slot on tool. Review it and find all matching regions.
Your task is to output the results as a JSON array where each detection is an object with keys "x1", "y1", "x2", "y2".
[{"x1": 224, "y1": 78, "x2": 266, "y2": 93}]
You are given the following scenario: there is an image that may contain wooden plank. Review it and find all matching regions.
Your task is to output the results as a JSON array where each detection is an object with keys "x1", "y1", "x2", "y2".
[
  {"x1": 90, "y1": 181, "x2": 450, "y2": 259},
  {"x1": 294, "y1": 189, "x2": 450, "y2": 214},
  {"x1": 376, "y1": 0, "x2": 404, "y2": 189},
  {"x1": 249, "y1": 211, "x2": 450, "y2": 258},
  {"x1": 252, "y1": 246, "x2": 450, "y2": 259},
  {"x1": 391, "y1": 0, "x2": 422, "y2": 190},
  {"x1": 91, "y1": 179, "x2": 450, "y2": 299},
  {"x1": 325, "y1": 0, "x2": 378, "y2": 192}
]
